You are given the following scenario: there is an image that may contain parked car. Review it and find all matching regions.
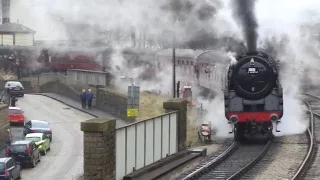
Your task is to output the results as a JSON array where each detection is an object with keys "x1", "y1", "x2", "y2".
[
  {"x1": 25, "y1": 133, "x2": 50, "y2": 155},
  {"x1": 23, "y1": 120, "x2": 52, "y2": 142},
  {"x1": 8, "y1": 107, "x2": 25, "y2": 126},
  {"x1": 0, "y1": 157, "x2": 21, "y2": 180},
  {"x1": 4, "y1": 81, "x2": 24, "y2": 97},
  {"x1": 6, "y1": 140, "x2": 41, "y2": 168}
]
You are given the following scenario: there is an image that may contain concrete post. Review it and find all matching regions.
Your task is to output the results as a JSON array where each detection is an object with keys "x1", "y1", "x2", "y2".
[
  {"x1": 163, "y1": 98, "x2": 188, "y2": 151},
  {"x1": 81, "y1": 118, "x2": 116, "y2": 180}
]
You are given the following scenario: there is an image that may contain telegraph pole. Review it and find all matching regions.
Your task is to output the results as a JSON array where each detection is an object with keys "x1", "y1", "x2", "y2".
[{"x1": 172, "y1": 34, "x2": 176, "y2": 98}]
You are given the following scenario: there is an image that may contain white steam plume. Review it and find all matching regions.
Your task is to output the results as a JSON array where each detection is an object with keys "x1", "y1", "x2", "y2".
[
  {"x1": 202, "y1": 0, "x2": 320, "y2": 137},
  {"x1": 12, "y1": 0, "x2": 320, "y2": 136},
  {"x1": 256, "y1": 0, "x2": 320, "y2": 136}
]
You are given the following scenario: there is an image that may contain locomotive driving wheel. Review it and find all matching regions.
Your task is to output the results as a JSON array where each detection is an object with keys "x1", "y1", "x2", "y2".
[{"x1": 234, "y1": 124, "x2": 245, "y2": 141}]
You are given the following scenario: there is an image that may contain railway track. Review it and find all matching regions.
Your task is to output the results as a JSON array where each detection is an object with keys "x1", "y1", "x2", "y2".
[
  {"x1": 298, "y1": 93, "x2": 319, "y2": 180},
  {"x1": 179, "y1": 94, "x2": 316, "y2": 180},
  {"x1": 180, "y1": 138, "x2": 272, "y2": 179}
]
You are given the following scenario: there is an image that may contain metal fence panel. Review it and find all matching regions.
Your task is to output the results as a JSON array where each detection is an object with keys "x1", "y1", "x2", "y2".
[
  {"x1": 115, "y1": 129, "x2": 126, "y2": 180},
  {"x1": 115, "y1": 112, "x2": 178, "y2": 180},
  {"x1": 162, "y1": 116, "x2": 170, "y2": 158},
  {"x1": 136, "y1": 122, "x2": 146, "y2": 170},
  {"x1": 67, "y1": 69, "x2": 109, "y2": 87},
  {"x1": 125, "y1": 125, "x2": 136, "y2": 175},
  {"x1": 145, "y1": 119, "x2": 154, "y2": 165},
  {"x1": 169, "y1": 113, "x2": 178, "y2": 154},
  {"x1": 153, "y1": 117, "x2": 162, "y2": 162}
]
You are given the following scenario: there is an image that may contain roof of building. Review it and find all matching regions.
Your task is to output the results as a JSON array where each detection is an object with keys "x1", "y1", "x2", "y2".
[{"x1": 0, "y1": 23, "x2": 35, "y2": 33}]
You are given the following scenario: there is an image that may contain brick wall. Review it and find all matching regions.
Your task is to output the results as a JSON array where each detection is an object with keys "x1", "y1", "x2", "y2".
[
  {"x1": 81, "y1": 118, "x2": 116, "y2": 180},
  {"x1": 0, "y1": 104, "x2": 10, "y2": 147}
]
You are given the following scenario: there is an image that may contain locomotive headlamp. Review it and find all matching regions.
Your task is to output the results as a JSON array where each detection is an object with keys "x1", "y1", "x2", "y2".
[
  {"x1": 230, "y1": 115, "x2": 239, "y2": 123},
  {"x1": 250, "y1": 58, "x2": 255, "y2": 66},
  {"x1": 270, "y1": 113, "x2": 279, "y2": 121}
]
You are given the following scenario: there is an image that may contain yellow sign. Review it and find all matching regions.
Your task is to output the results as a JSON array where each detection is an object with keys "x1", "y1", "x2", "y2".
[{"x1": 127, "y1": 108, "x2": 139, "y2": 117}]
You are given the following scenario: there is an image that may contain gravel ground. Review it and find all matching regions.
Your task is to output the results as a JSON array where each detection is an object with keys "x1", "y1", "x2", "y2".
[
  {"x1": 241, "y1": 131, "x2": 309, "y2": 180},
  {"x1": 303, "y1": 144, "x2": 320, "y2": 180}
]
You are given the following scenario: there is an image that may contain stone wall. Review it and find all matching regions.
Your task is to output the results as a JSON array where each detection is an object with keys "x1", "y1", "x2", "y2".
[
  {"x1": 20, "y1": 76, "x2": 128, "y2": 121},
  {"x1": 96, "y1": 88, "x2": 127, "y2": 120},
  {"x1": 163, "y1": 98, "x2": 188, "y2": 151},
  {"x1": 80, "y1": 99, "x2": 188, "y2": 180},
  {"x1": 81, "y1": 118, "x2": 116, "y2": 180},
  {"x1": 0, "y1": 104, "x2": 10, "y2": 147}
]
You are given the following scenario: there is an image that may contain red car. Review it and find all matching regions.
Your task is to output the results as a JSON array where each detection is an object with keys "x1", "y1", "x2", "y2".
[{"x1": 8, "y1": 107, "x2": 25, "y2": 126}]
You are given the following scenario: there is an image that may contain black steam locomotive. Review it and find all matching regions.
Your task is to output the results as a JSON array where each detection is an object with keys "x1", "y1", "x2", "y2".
[{"x1": 224, "y1": 51, "x2": 283, "y2": 141}]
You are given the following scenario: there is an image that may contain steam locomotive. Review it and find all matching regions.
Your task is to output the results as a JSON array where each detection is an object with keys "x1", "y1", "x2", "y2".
[{"x1": 224, "y1": 51, "x2": 283, "y2": 141}]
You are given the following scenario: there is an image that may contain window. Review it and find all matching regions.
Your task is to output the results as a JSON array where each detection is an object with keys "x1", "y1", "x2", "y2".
[
  {"x1": 0, "y1": 163, "x2": 5, "y2": 172},
  {"x1": 26, "y1": 121, "x2": 31, "y2": 127},
  {"x1": 26, "y1": 137, "x2": 41, "y2": 142},
  {"x1": 6, "y1": 159, "x2": 14, "y2": 169},
  {"x1": 32, "y1": 122, "x2": 49, "y2": 128},
  {"x1": 31, "y1": 142, "x2": 37, "y2": 150},
  {"x1": 8, "y1": 109, "x2": 22, "y2": 114},
  {"x1": 42, "y1": 134, "x2": 47, "y2": 140},
  {"x1": 11, "y1": 144, "x2": 27, "y2": 152}
]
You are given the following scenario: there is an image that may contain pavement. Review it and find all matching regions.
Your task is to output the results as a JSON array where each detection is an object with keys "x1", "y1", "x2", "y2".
[
  {"x1": 36, "y1": 92, "x2": 128, "y2": 128},
  {"x1": 3, "y1": 94, "x2": 94, "y2": 180}
]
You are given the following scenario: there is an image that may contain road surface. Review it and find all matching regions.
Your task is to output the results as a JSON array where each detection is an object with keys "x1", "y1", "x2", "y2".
[{"x1": 14, "y1": 94, "x2": 94, "y2": 180}]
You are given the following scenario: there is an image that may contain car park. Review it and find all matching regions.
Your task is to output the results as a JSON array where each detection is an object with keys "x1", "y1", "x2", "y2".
[
  {"x1": 23, "y1": 120, "x2": 52, "y2": 142},
  {"x1": 0, "y1": 157, "x2": 21, "y2": 180},
  {"x1": 6, "y1": 140, "x2": 41, "y2": 168},
  {"x1": 8, "y1": 107, "x2": 25, "y2": 126},
  {"x1": 25, "y1": 133, "x2": 50, "y2": 155},
  {"x1": 4, "y1": 81, "x2": 24, "y2": 97}
]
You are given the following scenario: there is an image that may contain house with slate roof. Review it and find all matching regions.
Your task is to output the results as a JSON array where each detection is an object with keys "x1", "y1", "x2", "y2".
[{"x1": 0, "y1": 22, "x2": 35, "y2": 46}]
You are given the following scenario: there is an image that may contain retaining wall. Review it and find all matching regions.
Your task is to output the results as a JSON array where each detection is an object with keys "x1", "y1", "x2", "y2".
[
  {"x1": 20, "y1": 75, "x2": 128, "y2": 120},
  {"x1": 0, "y1": 104, "x2": 9, "y2": 147}
]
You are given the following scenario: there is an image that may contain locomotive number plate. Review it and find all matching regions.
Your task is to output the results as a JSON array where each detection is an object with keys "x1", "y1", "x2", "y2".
[{"x1": 247, "y1": 67, "x2": 259, "y2": 74}]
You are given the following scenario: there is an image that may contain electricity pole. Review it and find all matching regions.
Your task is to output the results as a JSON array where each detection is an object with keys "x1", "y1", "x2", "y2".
[{"x1": 172, "y1": 34, "x2": 176, "y2": 98}]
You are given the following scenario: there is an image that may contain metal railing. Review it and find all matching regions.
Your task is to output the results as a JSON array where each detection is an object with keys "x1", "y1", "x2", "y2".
[{"x1": 116, "y1": 111, "x2": 178, "y2": 180}]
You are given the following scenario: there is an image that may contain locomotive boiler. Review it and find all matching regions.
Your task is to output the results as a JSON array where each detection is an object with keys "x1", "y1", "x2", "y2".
[{"x1": 224, "y1": 51, "x2": 283, "y2": 141}]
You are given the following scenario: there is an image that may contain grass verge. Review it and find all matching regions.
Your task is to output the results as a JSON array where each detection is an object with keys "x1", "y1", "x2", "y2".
[{"x1": 136, "y1": 92, "x2": 170, "y2": 121}]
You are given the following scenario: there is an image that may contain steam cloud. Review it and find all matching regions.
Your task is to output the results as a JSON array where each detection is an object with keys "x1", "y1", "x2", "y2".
[
  {"x1": 202, "y1": 0, "x2": 320, "y2": 137},
  {"x1": 231, "y1": 0, "x2": 258, "y2": 51},
  {"x1": 10, "y1": 0, "x2": 320, "y2": 137}
]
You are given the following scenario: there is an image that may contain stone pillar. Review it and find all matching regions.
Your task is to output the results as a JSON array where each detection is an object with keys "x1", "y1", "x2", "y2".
[
  {"x1": 163, "y1": 98, "x2": 188, "y2": 151},
  {"x1": 0, "y1": 104, "x2": 9, "y2": 146},
  {"x1": 81, "y1": 118, "x2": 116, "y2": 180}
]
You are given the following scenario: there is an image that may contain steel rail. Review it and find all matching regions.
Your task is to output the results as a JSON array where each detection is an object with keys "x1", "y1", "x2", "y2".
[
  {"x1": 182, "y1": 139, "x2": 273, "y2": 180},
  {"x1": 290, "y1": 95, "x2": 317, "y2": 180},
  {"x1": 226, "y1": 140, "x2": 273, "y2": 180},
  {"x1": 181, "y1": 141, "x2": 238, "y2": 180}
]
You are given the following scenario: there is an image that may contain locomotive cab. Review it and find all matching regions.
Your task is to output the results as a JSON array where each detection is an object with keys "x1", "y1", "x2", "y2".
[{"x1": 225, "y1": 51, "x2": 283, "y2": 141}]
